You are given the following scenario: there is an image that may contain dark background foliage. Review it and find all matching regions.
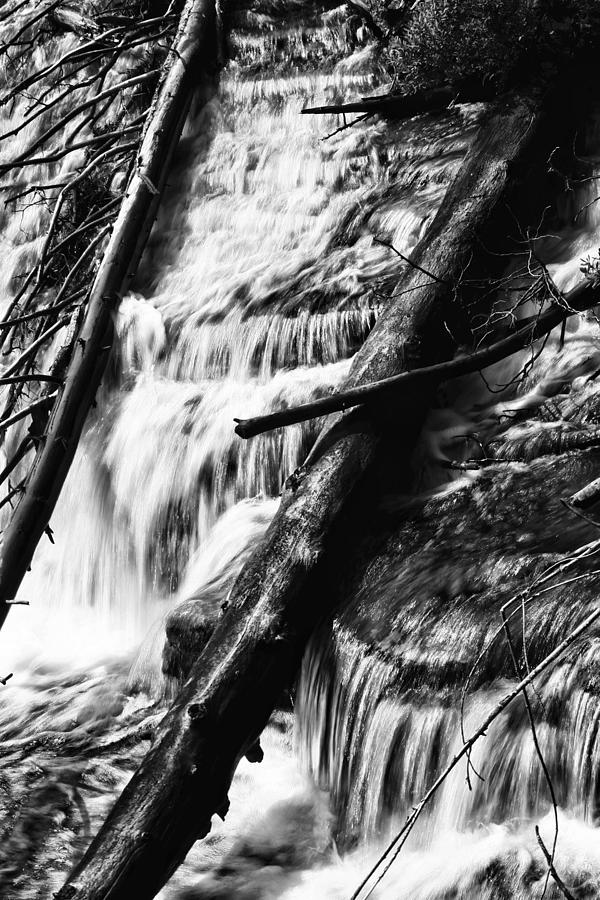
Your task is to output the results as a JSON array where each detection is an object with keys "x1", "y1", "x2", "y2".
[{"x1": 376, "y1": 0, "x2": 600, "y2": 94}]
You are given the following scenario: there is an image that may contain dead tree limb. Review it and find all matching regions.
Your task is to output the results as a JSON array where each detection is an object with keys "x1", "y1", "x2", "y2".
[
  {"x1": 234, "y1": 279, "x2": 598, "y2": 438},
  {"x1": 0, "y1": 9, "x2": 167, "y2": 468},
  {"x1": 0, "y1": 0, "x2": 222, "y2": 621},
  {"x1": 0, "y1": 70, "x2": 157, "y2": 171},
  {"x1": 301, "y1": 83, "x2": 493, "y2": 119},
  {"x1": 0, "y1": 0, "x2": 61, "y2": 59},
  {"x1": 0, "y1": 23, "x2": 124, "y2": 102},
  {"x1": 0, "y1": 391, "x2": 58, "y2": 433},
  {"x1": 0, "y1": 374, "x2": 61, "y2": 386},
  {"x1": 56, "y1": 86, "x2": 562, "y2": 900},
  {"x1": 1, "y1": 316, "x2": 69, "y2": 379}
]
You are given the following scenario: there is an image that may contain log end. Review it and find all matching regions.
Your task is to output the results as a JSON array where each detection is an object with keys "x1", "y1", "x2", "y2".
[{"x1": 233, "y1": 417, "x2": 253, "y2": 439}]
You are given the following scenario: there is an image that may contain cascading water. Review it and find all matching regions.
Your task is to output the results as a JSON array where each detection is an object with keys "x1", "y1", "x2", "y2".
[{"x1": 3, "y1": 2, "x2": 600, "y2": 898}]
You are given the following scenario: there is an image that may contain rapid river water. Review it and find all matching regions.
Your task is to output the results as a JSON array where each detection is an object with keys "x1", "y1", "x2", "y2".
[{"x1": 2, "y1": 2, "x2": 600, "y2": 898}]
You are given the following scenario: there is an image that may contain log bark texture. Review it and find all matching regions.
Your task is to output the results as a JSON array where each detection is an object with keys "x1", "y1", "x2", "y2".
[
  {"x1": 56, "y1": 86, "x2": 564, "y2": 900},
  {"x1": 0, "y1": 0, "x2": 221, "y2": 627}
]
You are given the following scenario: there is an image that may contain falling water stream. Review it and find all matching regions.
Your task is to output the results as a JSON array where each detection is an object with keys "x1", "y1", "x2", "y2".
[{"x1": 3, "y1": 2, "x2": 600, "y2": 898}]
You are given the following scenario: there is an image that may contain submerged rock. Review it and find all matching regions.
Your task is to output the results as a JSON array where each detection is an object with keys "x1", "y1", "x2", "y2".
[{"x1": 163, "y1": 499, "x2": 277, "y2": 680}]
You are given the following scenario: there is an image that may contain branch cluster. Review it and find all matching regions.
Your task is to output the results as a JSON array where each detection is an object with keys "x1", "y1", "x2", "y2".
[{"x1": 0, "y1": 0, "x2": 176, "y2": 508}]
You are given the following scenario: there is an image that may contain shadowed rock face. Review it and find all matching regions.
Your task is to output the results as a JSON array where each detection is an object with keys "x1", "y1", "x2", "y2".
[
  {"x1": 163, "y1": 596, "x2": 219, "y2": 681},
  {"x1": 340, "y1": 450, "x2": 600, "y2": 691},
  {"x1": 337, "y1": 347, "x2": 600, "y2": 693},
  {"x1": 298, "y1": 337, "x2": 600, "y2": 843}
]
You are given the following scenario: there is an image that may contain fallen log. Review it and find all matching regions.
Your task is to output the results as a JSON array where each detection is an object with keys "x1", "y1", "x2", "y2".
[
  {"x1": 233, "y1": 279, "x2": 599, "y2": 438},
  {"x1": 0, "y1": 0, "x2": 221, "y2": 627},
  {"x1": 56, "y1": 83, "x2": 567, "y2": 900},
  {"x1": 301, "y1": 82, "x2": 493, "y2": 119}
]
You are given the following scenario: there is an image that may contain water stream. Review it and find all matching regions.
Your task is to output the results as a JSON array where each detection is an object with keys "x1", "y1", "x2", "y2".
[{"x1": 2, "y1": 3, "x2": 600, "y2": 898}]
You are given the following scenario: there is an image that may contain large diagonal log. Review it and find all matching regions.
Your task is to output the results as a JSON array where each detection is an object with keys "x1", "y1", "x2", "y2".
[
  {"x1": 0, "y1": 0, "x2": 221, "y2": 628},
  {"x1": 56, "y1": 84, "x2": 569, "y2": 900}
]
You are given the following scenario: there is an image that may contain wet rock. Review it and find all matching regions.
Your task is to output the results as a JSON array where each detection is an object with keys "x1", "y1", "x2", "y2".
[
  {"x1": 163, "y1": 596, "x2": 219, "y2": 681},
  {"x1": 173, "y1": 790, "x2": 332, "y2": 899},
  {"x1": 337, "y1": 447, "x2": 600, "y2": 692},
  {"x1": 162, "y1": 499, "x2": 277, "y2": 681}
]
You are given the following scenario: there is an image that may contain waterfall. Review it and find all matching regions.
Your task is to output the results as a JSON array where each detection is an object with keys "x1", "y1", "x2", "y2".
[
  {"x1": 3, "y1": 2, "x2": 600, "y2": 899},
  {"x1": 0, "y1": 2, "x2": 473, "y2": 664}
]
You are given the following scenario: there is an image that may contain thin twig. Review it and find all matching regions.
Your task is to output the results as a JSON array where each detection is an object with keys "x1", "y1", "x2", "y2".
[
  {"x1": 234, "y1": 280, "x2": 597, "y2": 438},
  {"x1": 535, "y1": 827, "x2": 577, "y2": 900},
  {"x1": 349, "y1": 598, "x2": 600, "y2": 900},
  {"x1": 501, "y1": 610, "x2": 567, "y2": 899},
  {"x1": 2, "y1": 317, "x2": 69, "y2": 378},
  {"x1": 374, "y1": 237, "x2": 450, "y2": 285},
  {"x1": 0, "y1": 391, "x2": 57, "y2": 433}
]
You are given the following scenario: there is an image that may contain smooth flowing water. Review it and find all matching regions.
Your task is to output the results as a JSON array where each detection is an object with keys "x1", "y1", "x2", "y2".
[{"x1": 2, "y1": 3, "x2": 600, "y2": 898}]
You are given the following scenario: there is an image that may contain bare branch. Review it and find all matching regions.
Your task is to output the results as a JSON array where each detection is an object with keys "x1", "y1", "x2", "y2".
[
  {"x1": 234, "y1": 280, "x2": 598, "y2": 439},
  {"x1": 35, "y1": 145, "x2": 134, "y2": 278},
  {"x1": 501, "y1": 611, "x2": 568, "y2": 899},
  {"x1": 0, "y1": 25, "x2": 123, "y2": 103},
  {"x1": 0, "y1": 70, "x2": 156, "y2": 171},
  {"x1": 302, "y1": 84, "x2": 490, "y2": 119},
  {"x1": 0, "y1": 434, "x2": 33, "y2": 487},
  {"x1": 11, "y1": 135, "x2": 136, "y2": 171},
  {"x1": 0, "y1": 391, "x2": 58, "y2": 434},
  {"x1": 0, "y1": 374, "x2": 62, "y2": 385},
  {"x1": 350, "y1": 598, "x2": 600, "y2": 900},
  {"x1": 535, "y1": 828, "x2": 577, "y2": 900},
  {"x1": 0, "y1": 0, "x2": 61, "y2": 60},
  {"x1": 2, "y1": 317, "x2": 69, "y2": 379},
  {"x1": 374, "y1": 236, "x2": 449, "y2": 285},
  {"x1": 49, "y1": 224, "x2": 111, "y2": 307}
]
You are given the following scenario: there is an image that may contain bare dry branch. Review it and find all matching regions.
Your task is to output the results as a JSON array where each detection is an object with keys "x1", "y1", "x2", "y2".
[
  {"x1": 350, "y1": 598, "x2": 600, "y2": 900},
  {"x1": 234, "y1": 279, "x2": 598, "y2": 438},
  {"x1": 0, "y1": 391, "x2": 58, "y2": 434},
  {"x1": 0, "y1": 70, "x2": 156, "y2": 171}
]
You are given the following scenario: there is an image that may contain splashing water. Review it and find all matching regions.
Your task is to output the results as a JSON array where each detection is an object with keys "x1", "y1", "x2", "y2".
[{"x1": 3, "y1": 2, "x2": 600, "y2": 899}]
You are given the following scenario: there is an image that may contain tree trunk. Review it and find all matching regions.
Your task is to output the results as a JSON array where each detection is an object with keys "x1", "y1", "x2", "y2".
[
  {"x1": 56, "y1": 83, "x2": 566, "y2": 900},
  {"x1": 0, "y1": 0, "x2": 221, "y2": 626}
]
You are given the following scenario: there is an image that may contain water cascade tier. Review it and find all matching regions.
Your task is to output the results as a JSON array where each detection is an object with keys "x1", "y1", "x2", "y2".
[{"x1": 1, "y1": 2, "x2": 600, "y2": 899}]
